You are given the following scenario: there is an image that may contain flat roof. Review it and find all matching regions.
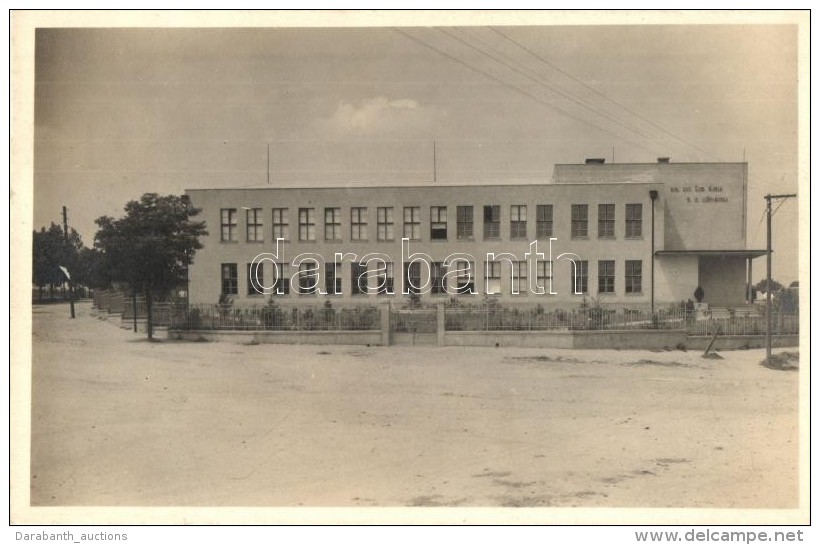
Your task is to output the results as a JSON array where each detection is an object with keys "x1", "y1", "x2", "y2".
[
  {"x1": 655, "y1": 250, "x2": 767, "y2": 258},
  {"x1": 186, "y1": 179, "x2": 664, "y2": 192}
]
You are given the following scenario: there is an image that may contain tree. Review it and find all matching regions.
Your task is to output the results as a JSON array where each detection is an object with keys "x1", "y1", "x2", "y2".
[
  {"x1": 74, "y1": 247, "x2": 111, "y2": 290},
  {"x1": 32, "y1": 222, "x2": 83, "y2": 302},
  {"x1": 753, "y1": 278, "x2": 784, "y2": 294},
  {"x1": 94, "y1": 193, "x2": 207, "y2": 339}
]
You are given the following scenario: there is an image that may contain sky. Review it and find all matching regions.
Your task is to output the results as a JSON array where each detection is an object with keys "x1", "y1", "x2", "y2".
[{"x1": 30, "y1": 18, "x2": 801, "y2": 283}]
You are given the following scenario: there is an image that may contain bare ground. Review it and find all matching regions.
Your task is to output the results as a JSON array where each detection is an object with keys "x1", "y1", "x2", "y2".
[{"x1": 29, "y1": 302, "x2": 799, "y2": 508}]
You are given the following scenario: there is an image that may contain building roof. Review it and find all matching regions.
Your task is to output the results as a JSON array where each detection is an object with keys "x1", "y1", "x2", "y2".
[{"x1": 655, "y1": 249, "x2": 767, "y2": 258}]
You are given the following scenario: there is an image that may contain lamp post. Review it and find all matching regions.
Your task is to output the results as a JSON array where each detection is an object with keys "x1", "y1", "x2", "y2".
[{"x1": 649, "y1": 190, "x2": 658, "y2": 321}]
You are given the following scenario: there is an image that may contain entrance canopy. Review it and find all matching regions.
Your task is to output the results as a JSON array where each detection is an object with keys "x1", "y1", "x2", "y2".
[
  {"x1": 655, "y1": 249, "x2": 766, "y2": 306},
  {"x1": 654, "y1": 249, "x2": 767, "y2": 258}
]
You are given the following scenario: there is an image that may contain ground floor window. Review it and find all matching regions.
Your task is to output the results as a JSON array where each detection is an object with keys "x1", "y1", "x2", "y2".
[
  {"x1": 404, "y1": 262, "x2": 422, "y2": 294},
  {"x1": 247, "y1": 262, "x2": 264, "y2": 295},
  {"x1": 298, "y1": 261, "x2": 320, "y2": 294},
  {"x1": 378, "y1": 262, "x2": 395, "y2": 295},
  {"x1": 625, "y1": 260, "x2": 642, "y2": 294},
  {"x1": 513, "y1": 260, "x2": 528, "y2": 294},
  {"x1": 453, "y1": 260, "x2": 475, "y2": 294},
  {"x1": 485, "y1": 261, "x2": 501, "y2": 294},
  {"x1": 273, "y1": 263, "x2": 289, "y2": 295},
  {"x1": 598, "y1": 260, "x2": 615, "y2": 294},
  {"x1": 431, "y1": 262, "x2": 447, "y2": 294},
  {"x1": 537, "y1": 260, "x2": 552, "y2": 292},
  {"x1": 352, "y1": 263, "x2": 368, "y2": 295},
  {"x1": 325, "y1": 262, "x2": 341, "y2": 295},
  {"x1": 570, "y1": 260, "x2": 588, "y2": 294},
  {"x1": 221, "y1": 263, "x2": 238, "y2": 296}
]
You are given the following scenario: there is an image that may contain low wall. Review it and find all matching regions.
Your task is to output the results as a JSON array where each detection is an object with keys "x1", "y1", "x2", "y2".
[
  {"x1": 443, "y1": 329, "x2": 687, "y2": 350},
  {"x1": 685, "y1": 334, "x2": 799, "y2": 351},
  {"x1": 167, "y1": 329, "x2": 382, "y2": 346}
]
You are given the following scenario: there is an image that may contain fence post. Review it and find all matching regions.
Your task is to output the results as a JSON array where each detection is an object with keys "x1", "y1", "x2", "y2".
[
  {"x1": 380, "y1": 303, "x2": 391, "y2": 346},
  {"x1": 436, "y1": 302, "x2": 445, "y2": 346}
]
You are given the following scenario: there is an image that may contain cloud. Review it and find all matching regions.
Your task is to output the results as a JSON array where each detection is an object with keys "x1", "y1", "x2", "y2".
[{"x1": 316, "y1": 96, "x2": 430, "y2": 135}]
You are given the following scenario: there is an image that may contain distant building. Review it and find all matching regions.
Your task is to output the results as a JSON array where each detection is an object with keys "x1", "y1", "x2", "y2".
[{"x1": 185, "y1": 158, "x2": 764, "y2": 308}]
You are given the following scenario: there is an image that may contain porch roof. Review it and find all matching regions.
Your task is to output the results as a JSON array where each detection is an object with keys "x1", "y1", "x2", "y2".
[{"x1": 654, "y1": 249, "x2": 767, "y2": 259}]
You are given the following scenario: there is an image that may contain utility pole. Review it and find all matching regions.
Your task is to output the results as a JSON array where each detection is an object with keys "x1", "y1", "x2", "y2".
[
  {"x1": 649, "y1": 190, "x2": 658, "y2": 322},
  {"x1": 62, "y1": 206, "x2": 76, "y2": 319},
  {"x1": 433, "y1": 140, "x2": 437, "y2": 183},
  {"x1": 267, "y1": 142, "x2": 270, "y2": 185},
  {"x1": 764, "y1": 193, "x2": 796, "y2": 364}
]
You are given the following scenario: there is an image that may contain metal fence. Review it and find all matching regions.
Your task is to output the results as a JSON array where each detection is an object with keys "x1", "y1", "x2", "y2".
[
  {"x1": 92, "y1": 289, "x2": 125, "y2": 314},
  {"x1": 443, "y1": 305, "x2": 799, "y2": 336},
  {"x1": 391, "y1": 309, "x2": 437, "y2": 333},
  {"x1": 171, "y1": 304, "x2": 381, "y2": 331}
]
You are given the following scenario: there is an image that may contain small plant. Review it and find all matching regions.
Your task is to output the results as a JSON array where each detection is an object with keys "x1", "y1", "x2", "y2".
[{"x1": 693, "y1": 286, "x2": 704, "y2": 303}]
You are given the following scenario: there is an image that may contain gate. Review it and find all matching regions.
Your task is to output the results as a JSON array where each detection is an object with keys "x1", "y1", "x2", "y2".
[{"x1": 390, "y1": 309, "x2": 438, "y2": 345}]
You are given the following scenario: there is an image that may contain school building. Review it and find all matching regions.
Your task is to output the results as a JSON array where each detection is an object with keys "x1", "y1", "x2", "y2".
[{"x1": 184, "y1": 158, "x2": 764, "y2": 309}]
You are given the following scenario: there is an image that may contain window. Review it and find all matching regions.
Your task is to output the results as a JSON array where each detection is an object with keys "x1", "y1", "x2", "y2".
[
  {"x1": 297, "y1": 262, "x2": 319, "y2": 294},
  {"x1": 220, "y1": 208, "x2": 237, "y2": 242},
  {"x1": 570, "y1": 260, "x2": 589, "y2": 294},
  {"x1": 457, "y1": 206, "x2": 474, "y2": 240},
  {"x1": 377, "y1": 207, "x2": 394, "y2": 241},
  {"x1": 325, "y1": 262, "x2": 342, "y2": 295},
  {"x1": 272, "y1": 263, "x2": 289, "y2": 295},
  {"x1": 221, "y1": 263, "x2": 238, "y2": 295},
  {"x1": 403, "y1": 207, "x2": 421, "y2": 240},
  {"x1": 483, "y1": 205, "x2": 500, "y2": 239},
  {"x1": 324, "y1": 207, "x2": 341, "y2": 242},
  {"x1": 625, "y1": 260, "x2": 642, "y2": 294},
  {"x1": 537, "y1": 260, "x2": 552, "y2": 292},
  {"x1": 377, "y1": 262, "x2": 394, "y2": 295},
  {"x1": 404, "y1": 261, "x2": 422, "y2": 295},
  {"x1": 571, "y1": 204, "x2": 588, "y2": 238},
  {"x1": 247, "y1": 262, "x2": 264, "y2": 295},
  {"x1": 536, "y1": 205, "x2": 553, "y2": 238},
  {"x1": 272, "y1": 208, "x2": 289, "y2": 240},
  {"x1": 626, "y1": 204, "x2": 643, "y2": 238},
  {"x1": 430, "y1": 206, "x2": 447, "y2": 240},
  {"x1": 598, "y1": 204, "x2": 615, "y2": 238},
  {"x1": 598, "y1": 260, "x2": 615, "y2": 294},
  {"x1": 485, "y1": 261, "x2": 501, "y2": 294},
  {"x1": 351, "y1": 207, "x2": 368, "y2": 241},
  {"x1": 453, "y1": 260, "x2": 475, "y2": 294},
  {"x1": 510, "y1": 205, "x2": 527, "y2": 239},
  {"x1": 298, "y1": 208, "x2": 315, "y2": 242},
  {"x1": 513, "y1": 260, "x2": 528, "y2": 294},
  {"x1": 431, "y1": 262, "x2": 446, "y2": 294},
  {"x1": 246, "y1": 208, "x2": 263, "y2": 242},
  {"x1": 352, "y1": 263, "x2": 368, "y2": 295}
]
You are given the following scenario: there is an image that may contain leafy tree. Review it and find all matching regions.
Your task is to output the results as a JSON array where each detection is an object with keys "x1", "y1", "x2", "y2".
[
  {"x1": 32, "y1": 222, "x2": 83, "y2": 302},
  {"x1": 74, "y1": 247, "x2": 111, "y2": 290},
  {"x1": 775, "y1": 288, "x2": 799, "y2": 314},
  {"x1": 753, "y1": 278, "x2": 784, "y2": 294},
  {"x1": 94, "y1": 193, "x2": 207, "y2": 339}
]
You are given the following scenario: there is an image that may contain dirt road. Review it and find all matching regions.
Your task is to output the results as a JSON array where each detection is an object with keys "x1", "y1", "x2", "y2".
[{"x1": 28, "y1": 302, "x2": 799, "y2": 509}]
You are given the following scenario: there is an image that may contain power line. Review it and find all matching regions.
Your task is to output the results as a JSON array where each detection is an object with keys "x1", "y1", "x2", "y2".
[
  {"x1": 438, "y1": 27, "x2": 677, "y2": 158},
  {"x1": 489, "y1": 27, "x2": 722, "y2": 162},
  {"x1": 393, "y1": 28, "x2": 665, "y2": 159}
]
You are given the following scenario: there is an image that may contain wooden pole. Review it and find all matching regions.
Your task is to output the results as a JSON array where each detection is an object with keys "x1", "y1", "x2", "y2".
[{"x1": 62, "y1": 206, "x2": 75, "y2": 319}]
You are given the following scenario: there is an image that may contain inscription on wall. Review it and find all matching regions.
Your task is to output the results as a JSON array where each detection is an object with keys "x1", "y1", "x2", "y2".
[{"x1": 668, "y1": 185, "x2": 729, "y2": 204}]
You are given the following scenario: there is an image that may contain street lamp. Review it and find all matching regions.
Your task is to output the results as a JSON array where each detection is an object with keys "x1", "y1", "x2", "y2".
[{"x1": 649, "y1": 190, "x2": 659, "y2": 320}]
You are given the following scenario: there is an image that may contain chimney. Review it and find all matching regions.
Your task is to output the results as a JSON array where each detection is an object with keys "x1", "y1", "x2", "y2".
[
  {"x1": 657, "y1": 157, "x2": 670, "y2": 163},
  {"x1": 585, "y1": 158, "x2": 606, "y2": 164}
]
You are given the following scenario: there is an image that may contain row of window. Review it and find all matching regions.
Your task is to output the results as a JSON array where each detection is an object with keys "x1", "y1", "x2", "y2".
[
  {"x1": 222, "y1": 259, "x2": 643, "y2": 297},
  {"x1": 220, "y1": 204, "x2": 644, "y2": 243}
]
